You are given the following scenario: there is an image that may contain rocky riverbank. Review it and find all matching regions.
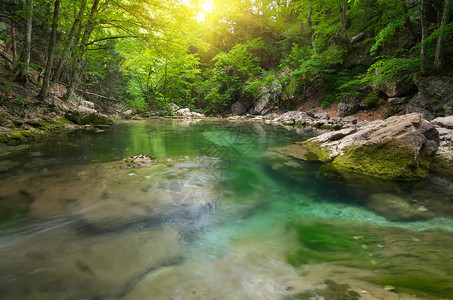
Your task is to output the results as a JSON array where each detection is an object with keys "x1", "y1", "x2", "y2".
[{"x1": 261, "y1": 112, "x2": 453, "y2": 182}]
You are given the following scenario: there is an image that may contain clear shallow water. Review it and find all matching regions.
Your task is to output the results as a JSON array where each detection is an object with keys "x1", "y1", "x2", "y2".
[{"x1": 0, "y1": 119, "x2": 453, "y2": 299}]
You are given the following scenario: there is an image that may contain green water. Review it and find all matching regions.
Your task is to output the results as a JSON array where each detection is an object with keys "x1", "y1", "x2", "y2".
[{"x1": 0, "y1": 119, "x2": 453, "y2": 299}]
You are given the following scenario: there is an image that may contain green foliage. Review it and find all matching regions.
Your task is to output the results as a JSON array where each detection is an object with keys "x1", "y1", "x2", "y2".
[
  {"x1": 370, "y1": 20, "x2": 405, "y2": 55},
  {"x1": 200, "y1": 39, "x2": 263, "y2": 114},
  {"x1": 366, "y1": 57, "x2": 420, "y2": 86}
]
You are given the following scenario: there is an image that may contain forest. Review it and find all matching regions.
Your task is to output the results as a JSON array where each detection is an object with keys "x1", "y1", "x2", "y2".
[{"x1": 0, "y1": 0, "x2": 452, "y2": 116}]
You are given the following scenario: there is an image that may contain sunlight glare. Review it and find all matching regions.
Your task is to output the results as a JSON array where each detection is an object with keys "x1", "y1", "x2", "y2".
[
  {"x1": 196, "y1": 0, "x2": 213, "y2": 22},
  {"x1": 201, "y1": 0, "x2": 213, "y2": 13}
]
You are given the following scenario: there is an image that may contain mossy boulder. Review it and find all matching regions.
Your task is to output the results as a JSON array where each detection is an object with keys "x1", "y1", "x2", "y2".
[
  {"x1": 65, "y1": 111, "x2": 113, "y2": 127},
  {"x1": 0, "y1": 130, "x2": 39, "y2": 145},
  {"x1": 268, "y1": 114, "x2": 440, "y2": 180}
]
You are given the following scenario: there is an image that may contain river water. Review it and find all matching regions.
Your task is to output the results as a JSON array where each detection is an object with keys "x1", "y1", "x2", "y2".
[{"x1": 0, "y1": 119, "x2": 453, "y2": 300}]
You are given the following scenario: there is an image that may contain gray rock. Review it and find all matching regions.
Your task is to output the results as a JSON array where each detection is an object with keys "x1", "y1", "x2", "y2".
[
  {"x1": 406, "y1": 102, "x2": 436, "y2": 121},
  {"x1": 65, "y1": 111, "x2": 113, "y2": 127},
  {"x1": 281, "y1": 113, "x2": 440, "y2": 180},
  {"x1": 169, "y1": 103, "x2": 180, "y2": 112},
  {"x1": 338, "y1": 94, "x2": 361, "y2": 117},
  {"x1": 388, "y1": 97, "x2": 408, "y2": 105},
  {"x1": 413, "y1": 75, "x2": 453, "y2": 100},
  {"x1": 366, "y1": 193, "x2": 434, "y2": 221},
  {"x1": 432, "y1": 116, "x2": 453, "y2": 129},
  {"x1": 251, "y1": 95, "x2": 272, "y2": 115},
  {"x1": 350, "y1": 32, "x2": 365, "y2": 44},
  {"x1": 377, "y1": 78, "x2": 416, "y2": 97},
  {"x1": 231, "y1": 101, "x2": 247, "y2": 115}
]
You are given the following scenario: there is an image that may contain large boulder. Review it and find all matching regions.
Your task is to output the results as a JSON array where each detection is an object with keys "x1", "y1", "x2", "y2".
[
  {"x1": 231, "y1": 101, "x2": 247, "y2": 115},
  {"x1": 251, "y1": 81, "x2": 281, "y2": 115},
  {"x1": 338, "y1": 94, "x2": 361, "y2": 117},
  {"x1": 430, "y1": 116, "x2": 453, "y2": 179},
  {"x1": 408, "y1": 75, "x2": 453, "y2": 118},
  {"x1": 274, "y1": 113, "x2": 440, "y2": 180},
  {"x1": 65, "y1": 111, "x2": 113, "y2": 127},
  {"x1": 377, "y1": 77, "x2": 416, "y2": 98}
]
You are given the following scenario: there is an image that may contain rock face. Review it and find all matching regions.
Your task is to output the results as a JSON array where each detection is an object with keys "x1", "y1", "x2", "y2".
[
  {"x1": 407, "y1": 75, "x2": 453, "y2": 119},
  {"x1": 377, "y1": 77, "x2": 416, "y2": 98},
  {"x1": 338, "y1": 95, "x2": 361, "y2": 117},
  {"x1": 430, "y1": 116, "x2": 453, "y2": 178},
  {"x1": 251, "y1": 81, "x2": 281, "y2": 115},
  {"x1": 277, "y1": 113, "x2": 440, "y2": 180},
  {"x1": 231, "y1": 101, "x2": 247, "y2": 115}
]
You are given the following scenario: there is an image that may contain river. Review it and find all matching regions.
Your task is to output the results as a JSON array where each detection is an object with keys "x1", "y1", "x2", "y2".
[{"x1": 0, "y1": 119, "x2": 452, "y2": 299}]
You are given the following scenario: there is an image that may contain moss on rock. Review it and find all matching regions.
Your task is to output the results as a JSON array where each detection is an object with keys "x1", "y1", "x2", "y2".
[
  {"x1": 0, "y1": 130, "x2": 39, "y2": 145},
  {"x1": 301, "y1": 141, "x2": 331, "y2": 162},
  {"x1": 332, "y1": 142, "x2": 432, "y2": 180}
]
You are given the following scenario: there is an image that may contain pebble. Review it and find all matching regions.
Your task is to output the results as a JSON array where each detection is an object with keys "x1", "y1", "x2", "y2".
[{"x1": 384, "y1": 285, "x2": 396, "y2": 291}]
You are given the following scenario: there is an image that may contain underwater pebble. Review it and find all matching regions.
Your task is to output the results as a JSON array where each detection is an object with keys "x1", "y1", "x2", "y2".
[
  {"x1": 361, "y1": 290, "x2": 367, "y2": 294},
  {"x1": 384, "y1": 285, "x2": 396, "y2": 291},
  {"x1": 128, "y1": 173, "x2": 135, "y2": 176},
  {"x1": 412, "y1": 237, "x2": 420, "y2": 242},
  {"x1": 145, "y1": 176, "x2": 151, "y2": 179},
  {"x1": 417, "y1": 206, "x2": 428, "y2": 212}
]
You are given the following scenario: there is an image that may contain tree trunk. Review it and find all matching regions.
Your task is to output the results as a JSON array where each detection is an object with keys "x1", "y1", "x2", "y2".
[
  {"x1": 420, "y1": 0, "x2": 428, "y2": 75},
  {"x1": 38, "y1": 0, "x2": 60, "y2": 101},
  {"x1": 9, "y1": 19, "x2": 17, "y2": 64},
  {"x1": 51, "y1": 0, "x2": 87, "y2": 89},
  {"x1": 402, "y1": 0, "x2": 418, "y2": 42},
  {"x1": 340, "y1": 2, "x2": 350, "y2": 49},
  {"x1": 434, "y1": 0, "x2": 451, "y2": 72},
  {"x1": 64, "y1": 0, "x2": 100, "y2": 101},
  {"x1": 15, "y1": 0, "x2": 33, "y2": 84}
]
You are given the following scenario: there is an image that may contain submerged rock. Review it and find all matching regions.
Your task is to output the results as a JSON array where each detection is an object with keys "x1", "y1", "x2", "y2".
[
  {"x1": 270, "y1": 114, "x2": 440, "y2": 180},
  {"x1": 366, "y1": 193, "x2": 434, "y2": 221},
  {"x1": 118, "y1": 155, "x2": 159, "y2": 169}
]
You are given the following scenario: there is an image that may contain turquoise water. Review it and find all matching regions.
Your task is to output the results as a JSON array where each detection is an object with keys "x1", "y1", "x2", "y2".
[{"x1": 0, "y1": 119, "x2": 453, "y2": 299}]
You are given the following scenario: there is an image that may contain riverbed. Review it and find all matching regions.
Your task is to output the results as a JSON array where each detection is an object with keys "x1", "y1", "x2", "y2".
[{"x1": 0, "y1": 119, "x2": 452, "y2": 299}]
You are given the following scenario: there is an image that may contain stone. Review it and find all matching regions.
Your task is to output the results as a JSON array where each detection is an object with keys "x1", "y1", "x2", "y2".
[
  {"x1": 432, "y1": 116, "x2": 453, "y2": 129},
  {"x1": 81, "y1": 100, "x2": 95, "y2": 109},
  {"x1": 251, "y1": 81, "x2": 281, "y2": 115},
  {"x1": 377, "y1": 78, "x2": 416, "y2": 98},
  {"x1": 338, "y1": 94, "x2": 361, "y2": 117},
  {"x1": 231, "y1": 101, "x2": 247, "y2": 115},
  {"x1": 388, "y1": 97, "x2": 408, "y2": 105},
  {"x1": 406, "y1": 101, "x2": 436, "y2": 121},
  {"x1": 118, "y1": 155, "x2": 159, "y2": 169},
  {"x1": 251, "y1": 94, "x2": 272, "y2": 115},
  {"x1": 366, "y1": 193, "x2": 434, "y2": 221},
  {"x1": 64, "y1": 111, "x2": 113, "y2": 127},
  {"x1": 169, "y1": 103, "x2": 180, "y2": 112},
  {"x1": 350, "y1": 32, "x2": 365, "y2": 44},
  {"x1": 273, "y1": 113, "x2": 440, "y2": 180},
  {"x1": 175, "y1": 108, "x2": 205, "y2": 118},
  {"x1": 122, "y1": 109, "x2": 133, "y2": 116},
  {"x1": 413, "y1": 75, "x2": 453, "y2": 100}
]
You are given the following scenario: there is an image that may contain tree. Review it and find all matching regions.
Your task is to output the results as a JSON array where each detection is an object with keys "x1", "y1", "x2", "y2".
[
  {"x1": 38, "y1": 0, "x2": 60, "y2": 100},
  {"x1": 64, "y1": 0, "x2": 100, "y2": 101},
  {"x1": 15, "y1": 0, "x2": 33, "y2": 84},
  {"x1": 50, "y1": 0, "x2": 87, "y2": 90},
  {"x1": 434, "y1": 0, "x2": 452, "y2": 72},
  {"x1": 420, "y1": 0, "x2": 428, "y2": 74}
]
